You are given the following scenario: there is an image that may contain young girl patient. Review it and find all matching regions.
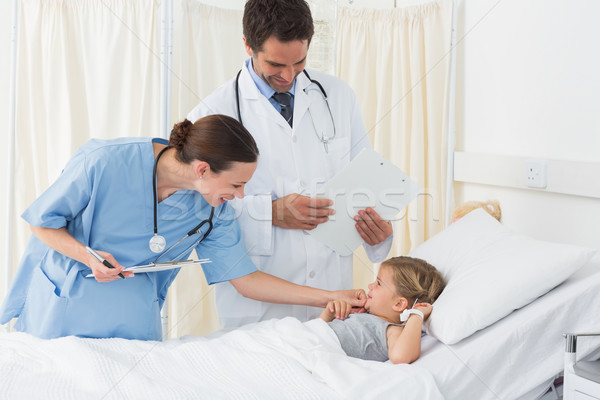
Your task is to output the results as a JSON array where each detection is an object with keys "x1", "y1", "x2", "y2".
[{"x1": 320, "y1": 256, "x2": 445, "y2": 364}]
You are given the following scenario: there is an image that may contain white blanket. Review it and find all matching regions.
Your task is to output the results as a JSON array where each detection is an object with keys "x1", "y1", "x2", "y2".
[{"x1": 0, "y1": 317, "x2": 443, "y2": 400}]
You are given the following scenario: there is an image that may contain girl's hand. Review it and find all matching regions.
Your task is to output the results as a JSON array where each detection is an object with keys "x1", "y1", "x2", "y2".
[
  {"x1": 330, "y1": 288, "x2": 367, "y2": 313},
  {"x1": 319, "y1": 300, "x2": 353, "y2": 322},
  {"x1": 414, "y1": 303, "x2": 433, "y2": 320}
]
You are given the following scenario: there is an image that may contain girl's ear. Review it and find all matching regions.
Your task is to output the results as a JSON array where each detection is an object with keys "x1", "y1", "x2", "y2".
[{"x1": 392, "y1": 297, "x2": 409, "y2": 313}]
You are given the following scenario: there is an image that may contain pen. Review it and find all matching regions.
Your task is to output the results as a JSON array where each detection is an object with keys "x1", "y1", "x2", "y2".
[{"x1": 85, "y1": 246, "x2": 125, "y2": 279}]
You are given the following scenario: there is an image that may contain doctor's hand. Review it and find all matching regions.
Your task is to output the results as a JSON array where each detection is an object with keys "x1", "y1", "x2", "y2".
[
  {"x1": 272, "y1": 193, "x2": 334, "y2": 230},
  {"x1": 329, "y1": 289, "x2": 367, "y2": 314},
  {"x1": 86, "y1": 251, "x2": 133, "y2": 282},
  {"x1": 354, "y1": 207, "x2": 393, "y2": 246}
]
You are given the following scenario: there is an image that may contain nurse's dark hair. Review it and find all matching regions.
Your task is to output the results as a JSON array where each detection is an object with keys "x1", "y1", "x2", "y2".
[
  {"x1": 169, "y1": 115, "x2": 259, "y2": 173},
  {"x1": 243, "y1": 0, "x2": 314, "y2": 52},
  {"x1": 382, "y1": 256, "x2": 446, "y2": 305}
]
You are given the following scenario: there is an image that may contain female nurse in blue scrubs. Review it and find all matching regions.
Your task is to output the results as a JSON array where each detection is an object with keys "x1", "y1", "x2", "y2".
[{"x1": 0, "y1": 115, "x2": 366, "y2": 340}]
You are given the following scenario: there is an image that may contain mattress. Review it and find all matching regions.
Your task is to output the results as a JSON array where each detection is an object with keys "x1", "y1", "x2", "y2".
[{"x1": 414, "y1": 251, "x2": 600, "y2": 400}]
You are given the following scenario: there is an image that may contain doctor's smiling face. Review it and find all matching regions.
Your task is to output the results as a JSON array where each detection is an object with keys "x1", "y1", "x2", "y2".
[
  {"x1": 245, "y1": 36, "x2": 308, "y2": 93},
  {"x1": 195, "y1": 161, "x2": 257, "y2": 207}
]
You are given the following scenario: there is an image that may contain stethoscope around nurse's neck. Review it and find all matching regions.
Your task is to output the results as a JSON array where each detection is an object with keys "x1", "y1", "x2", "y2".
[
  {"x1": 234, "y1": 69, "x2": 336, "y2": 153},
  {"x1": 149, "y1": 145, "x2": 215, "y2": 262}
]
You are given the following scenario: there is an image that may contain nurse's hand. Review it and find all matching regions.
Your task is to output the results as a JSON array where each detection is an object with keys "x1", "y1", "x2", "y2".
[
  {"x1": 330, "y1": 288, "x2": 367, "y2": 314},
  {"x1": 354, "y1": 207, "x2": 393, "y2": 246},
  {"x1": 272, "y1": 193, "x2": 334, "y2": 230},
  {"x1": 87, "y1": 251, "x2": 133, "y2": 282}
]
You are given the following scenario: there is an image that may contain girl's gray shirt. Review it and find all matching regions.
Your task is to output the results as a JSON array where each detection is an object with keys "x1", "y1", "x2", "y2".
[{"x1": 328, "y1": 313, "x2": 405, "y2": 362}]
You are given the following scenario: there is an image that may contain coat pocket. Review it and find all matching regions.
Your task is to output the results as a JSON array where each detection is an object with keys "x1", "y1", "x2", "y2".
[
  {"x1": 323, "y1": 136, "x2": 352, "y2": 180},
  {"x1": 17, "y1": 267, "x2": 68, "y2": 338}
]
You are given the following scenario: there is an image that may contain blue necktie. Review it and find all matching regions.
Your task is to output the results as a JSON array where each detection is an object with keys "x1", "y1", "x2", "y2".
[{"x1": 272, "y1": 92, "x2": 293, "y2": 127}]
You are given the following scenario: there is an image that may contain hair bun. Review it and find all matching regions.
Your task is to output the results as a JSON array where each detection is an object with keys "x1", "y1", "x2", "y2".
[{"x1": 169, "y1": 119, "x2": 193, "y2": 149}]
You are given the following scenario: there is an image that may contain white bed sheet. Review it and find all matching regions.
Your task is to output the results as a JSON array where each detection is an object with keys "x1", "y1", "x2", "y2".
[
  {"x1": 0, "y1": 316, "x2": 443, "y2": 400},
  {"x1": 414, "y1": 250, "x2": 600, "y2": 400}
]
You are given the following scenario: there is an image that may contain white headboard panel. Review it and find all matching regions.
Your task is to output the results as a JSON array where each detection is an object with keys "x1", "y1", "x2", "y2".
[
  {"x1": 453, "y1": 152, "x2": 600, "y2": 250},
  {"x1": 454, "y1": 152, "x2": 600, "y2": 199}
]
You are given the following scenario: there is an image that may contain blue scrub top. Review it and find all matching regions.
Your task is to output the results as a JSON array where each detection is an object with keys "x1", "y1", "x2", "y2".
[{"x1": 0, "y1": 138, "x2": 257, "y2": 340}]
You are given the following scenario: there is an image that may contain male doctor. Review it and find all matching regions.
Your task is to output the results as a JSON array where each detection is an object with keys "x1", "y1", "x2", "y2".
[{"x1": 187, "y1": 0, "x2": 393, "y2": 328}]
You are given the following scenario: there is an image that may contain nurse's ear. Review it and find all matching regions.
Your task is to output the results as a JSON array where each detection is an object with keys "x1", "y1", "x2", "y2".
[{"x1": 193, "y1": 160, "x2": 210, "y2": 179}]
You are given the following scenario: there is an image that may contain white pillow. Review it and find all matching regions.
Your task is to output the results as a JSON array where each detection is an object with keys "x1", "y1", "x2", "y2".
[{"x1": 409, "y1": 208, "x2": 595, "y2": 345}]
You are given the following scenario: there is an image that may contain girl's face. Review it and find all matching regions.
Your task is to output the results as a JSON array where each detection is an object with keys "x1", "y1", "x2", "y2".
[
  {"x1": 196, "y1": 161, "x2": 257, "y2": 207},
  {"x1": 366, "y1": 265, "x2": 406, "y2": 322}
]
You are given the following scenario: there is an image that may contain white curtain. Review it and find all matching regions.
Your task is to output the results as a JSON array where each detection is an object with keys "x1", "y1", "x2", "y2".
[
  {"x1": 2, "y1": 0, "x2": 162, "y2": 324},
  {"x1": 166, "y1": 1, "x2": 247, "y2": 338},
  {"x1": 172, "y1": 1, "x2": 246, "y2": 121},
  {"x1": 336, "y1": 1, "x2": 453, "y2": 287}
]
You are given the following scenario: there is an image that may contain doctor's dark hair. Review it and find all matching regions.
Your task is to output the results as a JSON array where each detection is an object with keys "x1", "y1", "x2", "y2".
[
  {"x1": 169, "y1": 115, "x2": 259, "y2": 173},
  {"x1": 382, "y1": 256, "x2": 446, "y2": 306},
  {"x1": 243, "y1": 0, "x2": 314, "y2": 52}
]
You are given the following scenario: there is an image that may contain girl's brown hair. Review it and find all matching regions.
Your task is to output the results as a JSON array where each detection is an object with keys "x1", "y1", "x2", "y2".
[
  {"x1": 169, "y1": 115, "x2": 259, "y2": 173},
  {"x1": 382, "y1": 256, "x2": 446, "y2": 305}
]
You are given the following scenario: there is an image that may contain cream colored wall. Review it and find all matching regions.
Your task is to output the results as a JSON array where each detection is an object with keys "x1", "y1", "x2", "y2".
[{"x1": 454, "y1": 0, "x2": 600, "y2": 248}]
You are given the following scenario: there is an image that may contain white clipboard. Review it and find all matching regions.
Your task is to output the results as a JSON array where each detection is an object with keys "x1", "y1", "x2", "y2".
[
  {"x1": 308, "y1": 148, "x2": 419, "y2": 256},
  {"x1": 85, "y1": 259, "x2": 211, "y2": 277}
]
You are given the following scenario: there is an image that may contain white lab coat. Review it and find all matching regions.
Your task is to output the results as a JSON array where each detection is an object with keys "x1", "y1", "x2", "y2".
[{"x1": 188, "y1": 62, "x2": 392, "y2": 328}]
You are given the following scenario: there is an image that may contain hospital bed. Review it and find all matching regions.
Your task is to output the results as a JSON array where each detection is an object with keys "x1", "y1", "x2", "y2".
[
  {"x1": 0, "y1": 229, "x2": 598, "y2": 399},
  {"x1": 415, "y1": 250, "x2": 600, "y2": 400}
]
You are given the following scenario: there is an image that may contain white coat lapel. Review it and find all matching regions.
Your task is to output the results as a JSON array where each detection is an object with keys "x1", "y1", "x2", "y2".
[{"x1": 293, "y1": 71, "x2": 313, "y2": 130}]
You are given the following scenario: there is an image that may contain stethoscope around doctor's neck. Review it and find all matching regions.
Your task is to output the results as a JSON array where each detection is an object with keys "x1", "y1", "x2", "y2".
[
  {"x1": 234, "y1": 69, "x2": 336, "y2": 153},
  {"x1": 148, "y1": 145, "x2": 215, "y2": 262}
]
